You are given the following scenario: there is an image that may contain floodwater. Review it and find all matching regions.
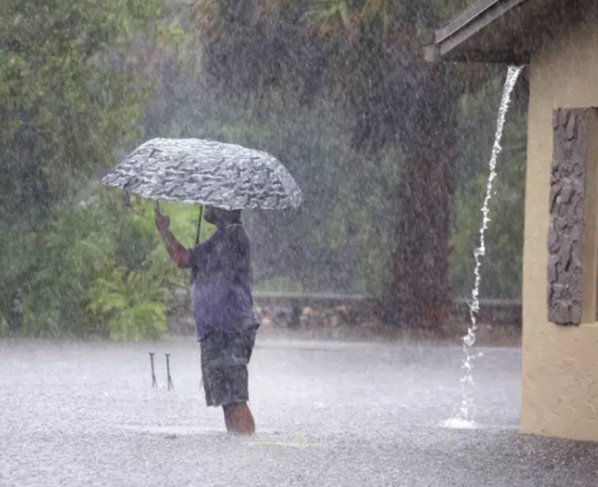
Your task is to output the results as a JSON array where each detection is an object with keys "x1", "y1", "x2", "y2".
[{"x1": 1, "y1": 337, "x2": 596, "y2": 486}]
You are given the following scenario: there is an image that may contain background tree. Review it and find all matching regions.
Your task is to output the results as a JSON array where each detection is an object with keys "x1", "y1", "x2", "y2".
[
  {"x1": 0, "y1": 0, "x2": 167, "y2": 337},
  {"x1": 0, "y1": 0, "x2": 161, "y2": 232},
  {"x1": 194, "y1": 0, "x2": 484, "y2": 327}
]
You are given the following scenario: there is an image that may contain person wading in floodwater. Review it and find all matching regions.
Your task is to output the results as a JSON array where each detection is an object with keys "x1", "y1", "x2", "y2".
[{"x1": 155, "y1": 205, "x2": 259, "y2": 434}]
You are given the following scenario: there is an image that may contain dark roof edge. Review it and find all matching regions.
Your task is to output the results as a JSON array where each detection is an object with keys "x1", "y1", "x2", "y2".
[{"x1": 423, "y1": 0, "x2": 530, "y2": 62}]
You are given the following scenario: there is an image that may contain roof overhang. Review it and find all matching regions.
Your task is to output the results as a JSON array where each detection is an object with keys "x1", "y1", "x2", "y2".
[{"x1": 423, "y1": 0, "x2": 583, "y2": 64}]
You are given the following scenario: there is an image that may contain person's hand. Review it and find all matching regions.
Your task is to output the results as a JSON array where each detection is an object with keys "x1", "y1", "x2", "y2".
[{"x1": 154, "y1": 206, "x2": 170, "y2": 235}]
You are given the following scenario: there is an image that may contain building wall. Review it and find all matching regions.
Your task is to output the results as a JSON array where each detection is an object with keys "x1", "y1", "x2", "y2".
[{"x1": 522, "y1": 18, "x2": 598, "y2": 441}]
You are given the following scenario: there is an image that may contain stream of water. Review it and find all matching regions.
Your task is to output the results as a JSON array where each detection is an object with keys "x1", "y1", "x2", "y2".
[{"x1": 444, "y1": 65, "x2": 524, "y2": 429}]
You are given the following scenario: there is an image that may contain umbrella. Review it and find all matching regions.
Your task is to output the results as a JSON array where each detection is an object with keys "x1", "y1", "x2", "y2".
[{"x1": 100, "y1": 138, "x2": 304, "y2": 210}]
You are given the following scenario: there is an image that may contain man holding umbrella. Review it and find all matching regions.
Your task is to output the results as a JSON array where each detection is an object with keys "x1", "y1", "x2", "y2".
[
  {"x1": 155, "y1": 205, "x2": 259, "y2": 434},
  {"x1": 101, "y1": 137, "x2": 304, "y2": 434}
]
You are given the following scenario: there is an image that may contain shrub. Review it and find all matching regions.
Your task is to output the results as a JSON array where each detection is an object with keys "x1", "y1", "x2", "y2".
[
  {"x1": 1, "y1": 190, "x2": 212, "y2": 339},
  {"x1": 87, "y1": 267, "x2": 167, "y2": 341}
]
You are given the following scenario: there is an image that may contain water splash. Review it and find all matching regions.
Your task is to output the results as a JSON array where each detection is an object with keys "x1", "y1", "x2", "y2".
[{"x1": 444, "y1": 65, "x2": 523, "y2": 429}]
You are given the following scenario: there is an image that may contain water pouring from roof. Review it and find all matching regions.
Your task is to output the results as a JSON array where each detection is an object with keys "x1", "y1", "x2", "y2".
[{"x1": 444, "y1": 65, "x2": 524, "y2": 429}]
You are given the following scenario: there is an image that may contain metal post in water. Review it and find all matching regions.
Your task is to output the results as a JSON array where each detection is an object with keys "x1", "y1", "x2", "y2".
[
  {"x1": 165, "y1": 353, "x2": 174, "y2": 391},
  {"x1": 149, "y1": 352, "x2": 157, "y2": 388}
]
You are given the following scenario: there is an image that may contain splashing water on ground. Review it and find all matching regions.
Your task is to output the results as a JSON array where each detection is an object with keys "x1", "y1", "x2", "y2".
[{"x1": 444, "y1": 65, "x2": 524, "y2": 429}]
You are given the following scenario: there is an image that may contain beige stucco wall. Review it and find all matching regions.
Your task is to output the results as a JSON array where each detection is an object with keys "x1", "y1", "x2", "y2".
[{"x1": 522, "y1": 19, "x2": 598, "y2": 441}]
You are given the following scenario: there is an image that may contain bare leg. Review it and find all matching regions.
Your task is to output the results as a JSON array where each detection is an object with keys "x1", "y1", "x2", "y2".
[{"x1": 223, "y1": 402, "x2": 255, "y2": 435}]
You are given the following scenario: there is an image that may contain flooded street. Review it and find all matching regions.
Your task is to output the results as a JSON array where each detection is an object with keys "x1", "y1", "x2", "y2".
[{"x1": 1, "y1": 337, "x2": 596, "y2": 486}]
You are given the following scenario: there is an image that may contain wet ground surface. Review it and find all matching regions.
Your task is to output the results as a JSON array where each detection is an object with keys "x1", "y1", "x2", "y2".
[{"x1": 1, "y1": 337, "x2": 597, "y2": 486}]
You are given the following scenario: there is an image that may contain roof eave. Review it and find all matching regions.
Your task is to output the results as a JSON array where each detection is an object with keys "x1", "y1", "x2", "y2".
[
  {"x1": 424, "y1": 0, "x2": 531, "y2": 63},
  {"x1": 423, "y1": 43, "x2": 531, "y2": 64}
]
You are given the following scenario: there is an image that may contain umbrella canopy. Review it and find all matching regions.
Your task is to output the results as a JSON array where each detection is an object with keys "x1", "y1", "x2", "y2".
[{"x1": 100, "y1": 138, "x2": 304, "y2": 210}]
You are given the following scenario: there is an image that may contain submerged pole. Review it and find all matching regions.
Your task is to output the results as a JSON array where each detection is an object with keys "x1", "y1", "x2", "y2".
[
  {"x1": 165, "y1": 353, "x2": 174, "y2": 391},
  {"x1": 149, "y1": 352, "x2": 157, "y2": 388}
]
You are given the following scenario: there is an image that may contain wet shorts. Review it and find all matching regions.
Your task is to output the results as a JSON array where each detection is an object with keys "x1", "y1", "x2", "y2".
[{"x1": 200, "y1": 328, "x2": 257, "y2": 407}]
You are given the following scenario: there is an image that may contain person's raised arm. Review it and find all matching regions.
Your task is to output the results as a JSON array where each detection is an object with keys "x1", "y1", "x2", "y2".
[{"x1": 154, "y1": 206, "x2": 191, "y2": 268}]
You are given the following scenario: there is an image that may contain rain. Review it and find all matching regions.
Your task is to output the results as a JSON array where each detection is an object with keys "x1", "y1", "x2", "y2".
[{"x1": 2, "y1": 1, "x2": 598, "y2": 486}]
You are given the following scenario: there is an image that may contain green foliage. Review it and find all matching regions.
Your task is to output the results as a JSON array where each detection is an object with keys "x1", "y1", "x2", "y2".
[
  {"x1": 0, "y1": 0, "x2": 202, "y2": 339},
  {"x1": 19, "y1": 200, "x2": 117, "y2": 336},
  {"x1": 0, "y1": 0, "x2": 162, "y2": 231},
  {"x1": 0, "y1": 189, "x2": 210, "y2": 339},
  {"x1": 87, "y1": 267, "x2": 167, "y2": 341}
]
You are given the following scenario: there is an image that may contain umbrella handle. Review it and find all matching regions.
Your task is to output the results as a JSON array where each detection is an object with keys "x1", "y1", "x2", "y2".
[
  {"x1": 155, "y1": 200, "x2": 160, "y2": 212},
  {"x1": 195, "y1": 205, "x2": 204, "y2": 246}
]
